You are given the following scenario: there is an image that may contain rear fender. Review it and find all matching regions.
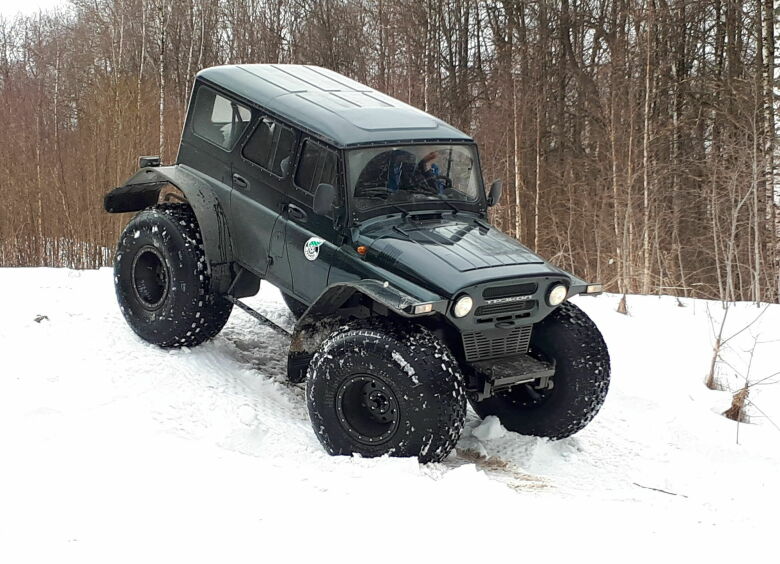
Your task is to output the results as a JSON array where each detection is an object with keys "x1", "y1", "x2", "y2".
[{"x1": 104, "y1": 165, "x2": 233, "y2": 293}]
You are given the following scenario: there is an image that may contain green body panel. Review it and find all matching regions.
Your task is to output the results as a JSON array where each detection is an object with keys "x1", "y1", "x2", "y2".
[{"x1": 324, "y1": 211, "x2": 588, "y2": 330}]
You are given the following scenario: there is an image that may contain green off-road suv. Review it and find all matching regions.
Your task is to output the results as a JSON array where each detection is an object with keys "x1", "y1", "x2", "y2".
[{"x1": 105, "y1": 64, "x2": 610, "y2": 462}]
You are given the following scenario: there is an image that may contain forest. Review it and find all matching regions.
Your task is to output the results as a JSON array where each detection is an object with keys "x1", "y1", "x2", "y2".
[{"x1": 0, "y1": 0, "x2": 778, "y2": 302}]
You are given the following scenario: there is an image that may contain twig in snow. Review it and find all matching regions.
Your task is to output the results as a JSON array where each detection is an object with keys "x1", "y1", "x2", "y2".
[
  {"x1": 721, "y1": 305, "x2": 770, "y2": 347},
  {"x1": 744, "y1": 399, "x2": 780, "y2": 434},
  {"x1": 749, "y1": 371, "x2": 780, "y2": 387},
  {"x1": 633, "y1": 482, "x2": 688, "y2": 498}
]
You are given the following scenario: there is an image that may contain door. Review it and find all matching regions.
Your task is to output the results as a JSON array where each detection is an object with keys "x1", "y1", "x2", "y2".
[
  {"x1": 179, "y1": 83, "x2": 252, "y2": 220},
  {"x1": 230, "y1": 115, "x2": 298, "y2": 282},
  {"x1": 284, "y1": 139, "x2": 342, "y2": 303}
]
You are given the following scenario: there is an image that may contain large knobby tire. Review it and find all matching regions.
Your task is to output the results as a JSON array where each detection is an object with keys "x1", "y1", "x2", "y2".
[
  {"x1": 306, "y1": 320, "x2": 466, "y2": 463},
  {"x1": 114, "y1": 203, "x2": 233, "y2": 347},
  {"x1": 470, "y1": 301, "x2": 610, "y2": 439},
  {"x1": 282, "y1": 292, "x2": 308, "y2": 319}
]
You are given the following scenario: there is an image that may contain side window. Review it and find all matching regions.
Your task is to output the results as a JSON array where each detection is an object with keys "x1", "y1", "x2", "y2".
[
  {"x1": 242, "y1": 117, "x2": 296, "y2": 177},
  {"x1": 294, "y1": 140, "x2": 338, "y2": 194},
  {"x1": 191, "y1": 86, "x2": 251, "y2": 150}
]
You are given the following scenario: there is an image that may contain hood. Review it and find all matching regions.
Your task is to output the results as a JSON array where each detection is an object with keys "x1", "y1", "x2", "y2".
[{"x1": 359, "y1": 214, "x2": 566, "y2": 296}]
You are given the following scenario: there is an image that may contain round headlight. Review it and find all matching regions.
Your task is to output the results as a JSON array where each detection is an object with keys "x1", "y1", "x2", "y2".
[
  {"x1": 453, "y1": 295, "x2": 473, "y2": 318},
  {"x1": 547, "y1": 283, "x2": 568, "y2": 306}
]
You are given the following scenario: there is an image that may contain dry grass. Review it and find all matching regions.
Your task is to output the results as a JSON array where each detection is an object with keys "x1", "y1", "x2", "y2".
[
  {"x1": 617, "y1": 294, "x2": 629, "y2": 315},
  {"x1": 724, "y1": 386, "x2": 750, "y2": 423},
  {"x1": 456, "y1": 448, "x2": 509, "y2": 470},
  {"x1": 456, "y1": 448, "x2": 549, "y2": 491}
]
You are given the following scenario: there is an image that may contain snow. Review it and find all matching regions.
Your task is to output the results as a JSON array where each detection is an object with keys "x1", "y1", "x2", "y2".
[
  {"x1": 1, "y1": 267, "x2": 779, "y2": 562},
  {"x1": 468, "y1": 415, "x2": 507, "y2": 442},
  {"x1": 391, "y1": 350, "x2": 417, "y2": 381}
]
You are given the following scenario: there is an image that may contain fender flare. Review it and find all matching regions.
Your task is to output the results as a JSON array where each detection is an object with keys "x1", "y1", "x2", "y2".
[
  {"x1": 104, "y1": 165, "x2": 233, "y2": 293},
  {"x1": 297, "y1": 279, "x2": 442, "y2": 329},
  {"x1": 286, "y1": 280, "x2": 446, "y2": 382}
]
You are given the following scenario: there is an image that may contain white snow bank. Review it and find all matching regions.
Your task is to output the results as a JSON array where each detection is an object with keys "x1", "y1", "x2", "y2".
[
  {"x1": 470, "y1": 415, "x2": 508, "y2": 441},
  {"x1": 0, "y1": 268, "x2": 778, "y2": 563}
]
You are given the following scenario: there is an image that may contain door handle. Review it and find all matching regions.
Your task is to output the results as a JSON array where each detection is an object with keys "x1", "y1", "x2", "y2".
[
  {"x1": 287, "y1": 203, "x2": 308, "y2": 222},
  {"x1": 232, "y1": 173, "x2": 248, "y2": 188}
]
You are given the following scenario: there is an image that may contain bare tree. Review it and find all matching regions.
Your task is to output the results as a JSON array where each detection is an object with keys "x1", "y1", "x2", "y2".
[{"x1": 0, "y1": 0, "x2": 776, "y2": 303}]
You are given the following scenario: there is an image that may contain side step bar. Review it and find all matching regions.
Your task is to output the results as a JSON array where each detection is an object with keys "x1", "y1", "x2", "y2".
[{"x1": 224, "y1": 295, "x2": 292, "y2": 337}]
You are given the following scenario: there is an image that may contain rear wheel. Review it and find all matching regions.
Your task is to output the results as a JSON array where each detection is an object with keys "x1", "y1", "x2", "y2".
[
  {"x1": 469, "y1": 301, "x2": 610, "y2": 439},
  {"x1": 114, "y1": 203, "x2": 233, "y2": 347},
  {"x1": 306, "y1": 320, "x2": 466, "y2": 463}
]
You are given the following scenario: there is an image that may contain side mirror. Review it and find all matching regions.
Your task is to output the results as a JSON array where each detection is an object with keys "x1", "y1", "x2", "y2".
[
  {"x1": 139, "y1": 155, "x2": 161, "y2": 168},
  {"x1": 313, "y1": 183, "x2": 338, "y2": 216},
  {"x1": 487, "y1": 179, "x2": 503, "y2": 207}
]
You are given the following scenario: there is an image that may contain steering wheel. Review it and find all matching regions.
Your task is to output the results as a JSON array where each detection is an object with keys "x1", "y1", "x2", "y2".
[
  {"x1": 410, "y1": 163, "x2": 444, "y2": 194},
  {"x1": 434, "y1": 175, "x2": 453, "y2": 191}
]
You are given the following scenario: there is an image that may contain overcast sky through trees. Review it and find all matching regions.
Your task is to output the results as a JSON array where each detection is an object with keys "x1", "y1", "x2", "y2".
[{"x1": 0, "y1": 0, "x2": 65, "y2": 18}]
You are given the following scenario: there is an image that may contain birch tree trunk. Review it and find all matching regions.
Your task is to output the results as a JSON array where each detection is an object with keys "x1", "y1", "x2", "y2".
[
  {"x1": 158, "y1": 0, "x2": 167, "y2": 161},
  {"x1": 534, "y1": 103, "x2": 541, "y2": 252},
  {"x1": 512, "y1": 72, "x2": 522, "y2": 240},
  {"x1": 641, "y1": 3, "x2": 654, "y2": 294},
  {"x1": 136, "y1": 0, "x2": 146, "y2": 124},
  {"x1": 763, "y1": 0, "x2": 778, "y2": 300}
]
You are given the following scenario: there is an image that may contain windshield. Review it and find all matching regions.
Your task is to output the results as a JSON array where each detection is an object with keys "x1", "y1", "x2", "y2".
[{"x1": 348, "y1": 144, "x2": 482, "y2": 214}]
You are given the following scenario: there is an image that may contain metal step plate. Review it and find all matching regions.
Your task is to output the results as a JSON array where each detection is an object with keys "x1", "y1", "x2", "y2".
[{"x1": 470, "y1": 354, "x2": 555, "y2": 400}]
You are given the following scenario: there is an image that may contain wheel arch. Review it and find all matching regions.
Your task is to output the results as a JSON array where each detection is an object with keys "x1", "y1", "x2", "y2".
[
  {"x1": 287, "y1": 280, "x2": 456, "y2": 383},
  {"x1": 105, "y1": 165, "x2": 233, "y2": 293}
]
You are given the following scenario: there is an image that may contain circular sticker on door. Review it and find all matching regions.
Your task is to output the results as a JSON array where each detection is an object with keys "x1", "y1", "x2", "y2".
[{"x1": 304, "y1": 237, "x2": 325, "y2": 261}]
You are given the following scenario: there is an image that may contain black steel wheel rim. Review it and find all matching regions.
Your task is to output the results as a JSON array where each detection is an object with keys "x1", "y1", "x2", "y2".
[
  {"x1": 131, "y1": 245, "x2": 170, "y2": 310},
  {"x1": 335, "y1": 373, "x2": 400, "y2": 446}
]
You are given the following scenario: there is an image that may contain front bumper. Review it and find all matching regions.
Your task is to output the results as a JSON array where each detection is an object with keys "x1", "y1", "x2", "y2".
[{"x1": 448, "y1": 275, "x2": 571, "y2": 362}]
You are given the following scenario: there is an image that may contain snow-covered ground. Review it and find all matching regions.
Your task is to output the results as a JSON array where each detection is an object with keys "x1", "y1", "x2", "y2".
[{"x1": 1, "y1": 267, "x2": 778, "y2": 563}]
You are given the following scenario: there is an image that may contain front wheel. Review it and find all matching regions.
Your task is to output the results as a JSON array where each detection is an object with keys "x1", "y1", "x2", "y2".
[
  {"x1": 469, "y1": 301, "x2": 610, "y2": 439},
  {"x1": 306, "y1": 320, "x2": 466, "y2": 463}
]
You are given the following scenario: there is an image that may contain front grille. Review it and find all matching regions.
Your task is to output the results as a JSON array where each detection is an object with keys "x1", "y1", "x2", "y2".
[
  {"x1": 474, "y1": 300, "x2": 537, "y2": 317},
  {"x1": 482, "y1": 282, "x2": 537, "y2": 299},
  {"x1": 461, "y1": 326, "x2": 533, "y2": 362}
]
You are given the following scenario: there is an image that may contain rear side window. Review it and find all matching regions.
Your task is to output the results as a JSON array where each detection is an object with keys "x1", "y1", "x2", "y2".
[
  {"x1": 295, "y1": 140, "x2": 338, "y2": 193},
  {"x1": 242, "y1": 117, "x2": 296, "y2": 177},
  {"x1": 191, "y1": 87, "x2": 251, "y2": 150}
]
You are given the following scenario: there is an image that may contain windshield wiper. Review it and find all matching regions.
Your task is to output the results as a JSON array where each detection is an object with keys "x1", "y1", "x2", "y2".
[
  {"x1": 438, "y1": 198, "x2": 459, "y2": 215},
  {"x1": 381, "y1": 202, "x2": 409, "y2": 218}
]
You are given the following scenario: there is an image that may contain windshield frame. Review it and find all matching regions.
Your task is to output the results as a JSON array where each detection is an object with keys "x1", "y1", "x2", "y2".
[{"x1": 345, "y1": 140, "x2": 487, "y2": 222}]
